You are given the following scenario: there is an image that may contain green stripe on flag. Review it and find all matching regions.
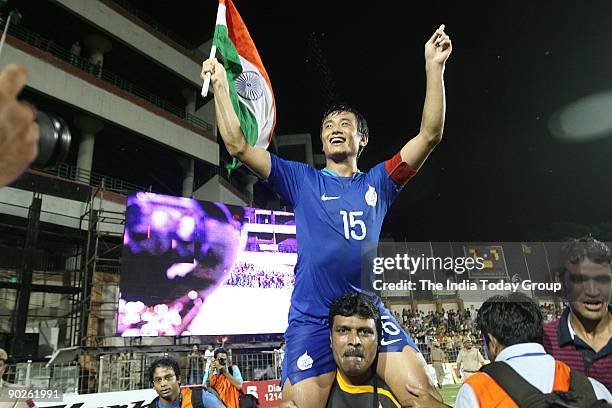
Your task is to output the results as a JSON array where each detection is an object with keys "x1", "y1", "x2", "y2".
[{"x1": 213, "y1": 25, "x2": 259, "y2": 175}]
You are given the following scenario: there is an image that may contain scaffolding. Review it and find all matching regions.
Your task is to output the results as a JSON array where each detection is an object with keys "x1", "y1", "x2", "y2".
[
  {"x1": 80, "y1": 181, "x2": 125, "y2": 347},
  {"x1": 0, "y1": 177, "x2": 129, "y2": 378},
  {"x1": 77, "y1": 181, "x2": 126, "y2": 392},
  {"x1": 0, "y1": 191, "x2": 85, "y2": 359}
]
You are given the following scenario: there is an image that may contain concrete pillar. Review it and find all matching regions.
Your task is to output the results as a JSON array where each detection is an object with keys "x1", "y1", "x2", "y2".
[
  {"x1": 74, "y1": 115, "x2": 104, "y2": 183},
  {"x1": 242, "y1": 173, "x2": 258, "y2": 204},
  {"x1": 180, "y1": 158, "x2": 195, "y2": 198},
  {"x1": 83, "y1": 34, "x2": 112, "y2": 77}
]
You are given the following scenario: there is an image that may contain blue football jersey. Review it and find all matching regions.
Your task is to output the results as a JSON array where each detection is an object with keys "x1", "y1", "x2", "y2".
[{"x1": 267, "y1": 154, "x2": 404, "y2": 320}]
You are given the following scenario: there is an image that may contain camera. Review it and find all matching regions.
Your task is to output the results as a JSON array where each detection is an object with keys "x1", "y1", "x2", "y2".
[
  {"x1": 0, "y1": 4, "x2": 71, "y2": 169},
  {"x1": 33, "y1": 110, "x2": 71, "y2": 168},
  {"x1": 217, "y1": 358, "x2": 227, "y2": 366}
]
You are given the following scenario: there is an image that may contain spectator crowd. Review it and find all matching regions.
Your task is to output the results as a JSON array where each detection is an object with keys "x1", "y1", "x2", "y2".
[
  {"x1": 226, "y1": 262, "x2": 295, "y2": 289},
  {"x1": 390, "y1": 304, "x2": 562, "y2": 363}
]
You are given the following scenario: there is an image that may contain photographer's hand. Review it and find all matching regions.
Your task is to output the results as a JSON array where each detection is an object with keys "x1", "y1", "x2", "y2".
[
  {"x1": 211, "y1": 360, "x2": 223, "y2": 373},
  {"x1": 0, "y1": 64, "x2": 39, "y2": 188}
]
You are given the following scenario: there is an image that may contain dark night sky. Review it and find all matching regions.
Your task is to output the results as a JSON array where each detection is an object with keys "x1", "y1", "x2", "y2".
[{"x1": 78, "y1": 1, "x2": 612, "y2": 240}]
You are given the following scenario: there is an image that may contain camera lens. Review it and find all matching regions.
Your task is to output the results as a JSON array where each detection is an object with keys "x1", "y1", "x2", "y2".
[{"x1": 33, "y1": 111, "x2": 71, "y2": 168}]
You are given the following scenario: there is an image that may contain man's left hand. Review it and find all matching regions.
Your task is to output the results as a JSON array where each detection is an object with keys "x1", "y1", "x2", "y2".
[
  {"x1": 211, "y1": 360, "x2": 225, "y2": 373},
  {"x1": 425, "y1": 25, "x2": 452, "y2": 66}
]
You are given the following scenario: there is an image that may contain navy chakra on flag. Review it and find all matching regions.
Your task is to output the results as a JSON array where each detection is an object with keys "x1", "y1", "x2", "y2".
[{"x1": 235, "y1": 71, "x2": 264, "y2": 101}]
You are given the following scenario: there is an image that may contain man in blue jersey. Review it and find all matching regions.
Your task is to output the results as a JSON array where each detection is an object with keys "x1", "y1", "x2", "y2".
[{"x1": 201, "y1": 24, "x2": 451, "y2": 407}]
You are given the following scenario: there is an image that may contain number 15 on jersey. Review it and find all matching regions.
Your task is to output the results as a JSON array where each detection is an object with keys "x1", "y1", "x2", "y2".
[{"x1": 340, "y1": 210, "x2": 367, "y2": 241}]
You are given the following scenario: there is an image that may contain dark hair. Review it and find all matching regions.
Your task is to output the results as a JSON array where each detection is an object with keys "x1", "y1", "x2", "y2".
[
  {"x1": 148, "y1": 357, "x2": 181, "y2": 384},
  {"x1": 321, "y1": 104, "x2": 369, "y2": 158},
  {"x1": 214, "y1": 347, "x2": 228, "y2": 359},
  {"x1": 476, "y1": 292, "x2": 543, "y2": 348},
  {"x1": 329, "y1": 292, "x2": 382, "y2": 342},
  {"x1": 557, "y1": 236, "x2": 612, "y2": 289},
  {"x1": 213, "y1": 347, "x2": 234, "y2": 375},
  {"x1": 562, "y1": 236, "x2": 611, "y2": 268}
]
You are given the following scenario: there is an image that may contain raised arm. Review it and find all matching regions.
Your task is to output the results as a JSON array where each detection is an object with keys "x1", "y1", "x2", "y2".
[
  {"x1": 201, "y1": 58, "x2": 271, "y2": 178},
  {"x1": 400, "y1": 25, "x2": 452, "y2": 171}
]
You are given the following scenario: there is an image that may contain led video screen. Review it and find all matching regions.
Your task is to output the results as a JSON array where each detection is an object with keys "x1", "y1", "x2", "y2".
[{"x1": 118, "y1": 192, "x2": 296, "y2": 336}]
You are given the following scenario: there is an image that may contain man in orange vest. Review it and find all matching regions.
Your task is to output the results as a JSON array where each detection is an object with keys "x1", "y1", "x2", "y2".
[
  {"x1": 204, "y1": 348, "x2": 243, "y2": 408},
  {"x1": 455, "y1": 293, "x2": 611, "y2": 407}
]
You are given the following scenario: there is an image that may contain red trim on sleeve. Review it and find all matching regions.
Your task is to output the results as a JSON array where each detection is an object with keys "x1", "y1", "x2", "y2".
[{"x1": 384, "y1": 152, "x2": 416, "y2": 186}]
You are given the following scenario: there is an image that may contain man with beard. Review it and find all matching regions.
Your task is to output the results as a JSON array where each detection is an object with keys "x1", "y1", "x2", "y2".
[
  {"x1": 147, "y1": 357, "x2": 224, "y2": 408},
  {"x1": 544, "y1": 236, "x2": 612, "y2": 390}
]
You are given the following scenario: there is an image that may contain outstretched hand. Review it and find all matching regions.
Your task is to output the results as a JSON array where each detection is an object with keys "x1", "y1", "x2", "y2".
[{"x1": 425, "y1": 24, "x2": 452, "y2": 66}]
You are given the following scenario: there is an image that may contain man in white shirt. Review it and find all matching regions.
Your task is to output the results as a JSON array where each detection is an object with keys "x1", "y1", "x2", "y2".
[{"x1": 455, "y1": 293, "x2": 612, "y2": 407}]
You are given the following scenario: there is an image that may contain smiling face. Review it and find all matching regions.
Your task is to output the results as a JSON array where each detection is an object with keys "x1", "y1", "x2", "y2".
[
  {"x1": 321, "y1": 111, "x2": 367, "y2": 162},
  {"x1": 331, "y1": 314, "x2": 378, "y2": 381},
  {"x1": 565, "y1": 259, "x2": 612, "y2": 322}
]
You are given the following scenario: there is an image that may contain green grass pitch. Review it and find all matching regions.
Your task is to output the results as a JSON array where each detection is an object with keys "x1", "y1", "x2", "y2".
[{"x1": 440, "y1": 384, "x2": 462, "y2": 406}]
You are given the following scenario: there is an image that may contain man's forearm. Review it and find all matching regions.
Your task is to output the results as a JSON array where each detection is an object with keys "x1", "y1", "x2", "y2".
[
  {"x1": 224, "y1": 371, "x2": 242, "y2": 389},
  {"x1": 213, "y1": 83, "x2": 248, "y2": 158},
  {"x1": 419, "y1": 64, "x2": 445, "y2": 144}
]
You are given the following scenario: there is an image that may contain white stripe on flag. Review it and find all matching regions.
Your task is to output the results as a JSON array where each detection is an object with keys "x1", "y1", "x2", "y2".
[
  {"x1": 216, "y1": 3, "x2": 227, "y2": 27},
  {"x1": 237, "y1": 56, "x2": 275, "y2": 147}
]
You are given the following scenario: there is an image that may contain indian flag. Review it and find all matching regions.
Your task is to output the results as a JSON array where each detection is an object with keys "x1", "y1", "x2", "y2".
[{"x1": 212, "y1": 0, "x2": 276, "y2": 164}]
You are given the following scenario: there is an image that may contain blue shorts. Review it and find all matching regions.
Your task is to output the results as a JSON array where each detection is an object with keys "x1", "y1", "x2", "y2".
[{"x1": 281, "y1": 299, "x2": 418, "y2": 387}]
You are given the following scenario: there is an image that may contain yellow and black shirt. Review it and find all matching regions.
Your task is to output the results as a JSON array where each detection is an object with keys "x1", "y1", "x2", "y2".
[{"x1": 325, "y1": 370, "x2": 400, "y2": 408}]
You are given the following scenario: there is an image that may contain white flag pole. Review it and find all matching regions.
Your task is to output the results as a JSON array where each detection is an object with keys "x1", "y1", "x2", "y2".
[
  {"x1": 0, "y1": 13, "x2": 14, "y2": 60},
  {"x1": 201, "y1": 45, "x2": 217, "y2": 98}
]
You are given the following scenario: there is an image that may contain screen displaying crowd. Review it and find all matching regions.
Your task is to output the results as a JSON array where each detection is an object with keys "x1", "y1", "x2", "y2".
[{"x1": 117, "y1": 192, "x2": 297, "y2": 336}]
